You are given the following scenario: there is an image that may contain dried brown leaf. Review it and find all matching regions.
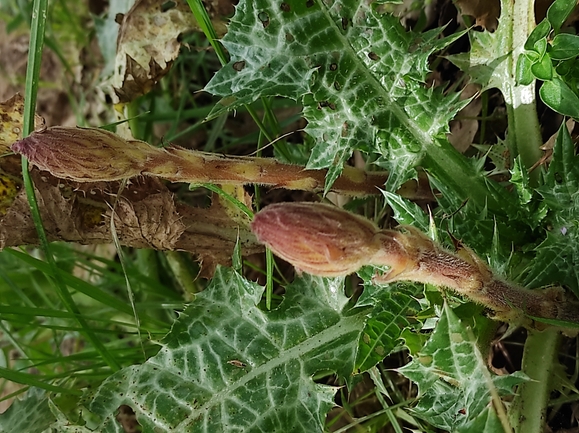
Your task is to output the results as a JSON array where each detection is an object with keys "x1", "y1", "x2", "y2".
[
  {"x1": 0, "y1": 94, "x2": 44, "y2": 215},
  {"x1": 114, "y1": 55, "x2": 169, "y2": 103},
  {"x1": 455, "y1": 0, "x2": 501, "y2": 32},
  {"x1": 448, "y1": 84, "x2": 482, "y2": 153},
  {"x1": 109, "y1": 177, "x2": 185, "y2": 250},
  {"x1": 0, "y1": 94, "x2": 44, "y2": 154},
  {"x1": 112, "y1": 0, "x2": 201, "y2": 102},
  {"x1": 529, "y1": 119, "x2": 577, "y2": 172},
  {"x1": 0, "y1": 162, "x2": 262, "y2": 277}
]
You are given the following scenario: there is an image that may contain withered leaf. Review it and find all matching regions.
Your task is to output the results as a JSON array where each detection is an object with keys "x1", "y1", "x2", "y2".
[
  {"x1": 112, "y1": 0, "x2": 201, "y2": 102},
  {"x1": 448, "y1": 84, "x2": 482, "y2": 153},
  {"x1": 455, "y1": 0, "x2": 500, "y2": 32},
  {"x1": 114, "y1": 55, "x2": 169, "y2": 103},
  {"x1": 0, "y1": 94, "x2": 45, "y2": 154},
  {"x1": 0, "y1": 94, "x2": 44, "y2": 215},
  {"x1": 0, "y1": 167, "x2": 262, "y2": 277}
]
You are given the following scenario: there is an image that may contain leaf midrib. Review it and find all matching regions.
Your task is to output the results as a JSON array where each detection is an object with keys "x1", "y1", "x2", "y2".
[{"x1": 177, "y1": 312, "x2": 364, "y2": 429}]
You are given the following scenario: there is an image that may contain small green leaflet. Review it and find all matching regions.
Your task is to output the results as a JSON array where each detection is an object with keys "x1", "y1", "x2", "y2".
[
  {"x1": 447, "y1": 0, "x2": 512, "y2": 96},
  {"x1": 204, "y1": 0, "x2": 467, "y2": 193},
  {"x1": 354, "y1": 279, "x2": 421, "y2": 372},
  {"x1": 382, "y1": 190, "x2": 430, "y2": 231},
  {"x1": 398, "y1": 304, "x2": 527, "y2": 432},
  {"x1": 509, "y1": 156, "x2": 548, "y2": 229},
  {"x1": 82, "y1": 268, "x2": 366, "y2": 433},
  {"x1": 523, "y1": 123, "x2": 579, "y2": 295}
]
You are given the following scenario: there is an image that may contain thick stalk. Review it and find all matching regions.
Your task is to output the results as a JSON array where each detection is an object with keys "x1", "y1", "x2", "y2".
[
  {"x1": 508, "y1": 328, "x2": 561, "y2": 433},
  {"x1": 251, "y1": 202, "x2": 579, "y2": 324},
  {"x1": 502, "y1": 0, "x2": 543, "y2": 185},
  {"x1": 11, "y1": 126, "x2": 433, "y2": 199}
]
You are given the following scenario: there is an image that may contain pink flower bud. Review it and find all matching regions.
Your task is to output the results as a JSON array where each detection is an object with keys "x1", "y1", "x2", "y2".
[
  {"x1": 251, "y1": 202, "x2": 383, "y2": 276},
  {"x1": 12, "y1": 126, "x2": 151, "y2": 182}
]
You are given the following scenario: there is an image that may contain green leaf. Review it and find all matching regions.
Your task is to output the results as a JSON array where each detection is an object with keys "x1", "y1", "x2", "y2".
[
  {"x1": 398, "y1": 304, "x2": 526, "y2": 432},
  {"x1": 204, "y1": 0, "x2": 467, "y2": 192},
  {"x1": 516, "y1": 53, "x2": 534, "y2": 86},
  {"x1": 530, "y1": 52, "x2": 554, "y2": 80},
  {"x1": 509, "y1": 156, "x2": 548, "y2": 229},
  {"x1": 510, "y1": 156, "x2": 532, "y2": 205},
  {"x1": 539, "y1": 78, "x2": 579, "y2": 119},
  {"x1": 556, "y1": 58, "x2": 579, "y2": 77},
  {"x1": 547, "y1": 0, "x2": 577, "y2": 34},
  {"x1": 524, "y1": 19, "x2": 551, "y2": 51},
  {"x1": 525, "y1": 124, "x2": 579, "y2": 293},
  {"x1": 381, "y1": 190, "x2": 429, "y2": 231},
  {"x1": 446, "y1": 4, "x2": 525, "y2": 105},
  {"x1": 82, "y1": 267, "x2": 366, "y2": 432},
  {"x1": 530, "y1": 34, "x2": 549, "y2": 58},
  {"x1": 427, "y1": 167, "x2": 529, "y2": 256},
  {"x1": 0, "y1": 388, "x2": 55, "y2": 433},
  {"x1": 355, "y1": 283, "x2": 421, "y2": 372},
  {"x1": 93, "y1": 0, "x2": 135, "y2": 78},
  {"x1": 550, "y1": 33, "x2": 579, "y2": 60}
]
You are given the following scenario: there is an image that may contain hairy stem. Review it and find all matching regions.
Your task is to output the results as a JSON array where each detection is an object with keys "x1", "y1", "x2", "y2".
[{"x1": 252, "y1": 202, "x2": 579, "y2": 325}]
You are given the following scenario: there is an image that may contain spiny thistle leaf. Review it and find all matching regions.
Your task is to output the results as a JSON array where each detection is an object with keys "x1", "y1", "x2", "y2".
[
  {"x1": 524, "y1": 124, "x2": 579, "y2": 295},
  {"x1": 398, "y1": 304, "x2": 527, "y2": 432},
  {"x1": 354, "y1": 281, "x2": 421, "y2": 372},
  {"x1": 0, "y1": 388, "x2": 54, "y2": 433},
  {"x1": 84, "y1": 267, "x2": 366, "y2": 432},
  {"x1": 204, "y1": 0, "x2": 468, "y2": 193}
]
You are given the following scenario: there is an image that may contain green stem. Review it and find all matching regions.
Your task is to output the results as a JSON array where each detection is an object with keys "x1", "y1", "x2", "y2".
[
  {"x1": 164, "y1": 251, "x2": 200, "y2": 297},
  {"x1": 265, "y1": 248, "x2": 274, "y2": 310},
  {"x1": 502, "y1": 0, "x2": 543, "y2": 185},
  {"x1": 508, "y1": 328, "x2": 561, "y2": 433},
  {"x1": 421, "y1": 139, "x2": 506, "y2": 212},
  {"x1": 186, "y1": 0, "x2": 228, "y2": 66}
]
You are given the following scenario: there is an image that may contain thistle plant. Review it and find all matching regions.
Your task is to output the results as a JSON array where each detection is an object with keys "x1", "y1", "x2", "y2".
[{"x1": 1, "y1": 0, "x2": 579, "y2": 432}]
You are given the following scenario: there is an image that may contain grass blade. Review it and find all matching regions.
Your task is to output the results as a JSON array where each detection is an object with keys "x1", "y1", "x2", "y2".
[{"x1": 19, "y1": 0, "x2": 120, "y2": 372}]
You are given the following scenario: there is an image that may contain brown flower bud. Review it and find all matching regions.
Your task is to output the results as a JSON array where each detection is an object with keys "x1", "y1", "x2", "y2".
[
  {"x1": 251, "y1": 202, "x2": 383, "y2": 276},
  {"x1": 12, "y1": 126, "x2": 151, "y2": 182}
]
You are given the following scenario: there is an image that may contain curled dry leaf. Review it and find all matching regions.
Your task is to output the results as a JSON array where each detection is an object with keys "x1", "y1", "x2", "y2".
[
  {"x1": 448, "y1": 84, "x2": 482, "y2": 153},
  {"x1": 455, "y1": 0, "x2": 501, "y2": 32},
  {"x1": 530, "y1": 119, "x2": 577, "y2": 172},
  {"x1": 252, "y1": 202, "x2": 579, "y2": 325},
  {"x1": 112, "y1": 0, "x2": 226, "y2": 102}
]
